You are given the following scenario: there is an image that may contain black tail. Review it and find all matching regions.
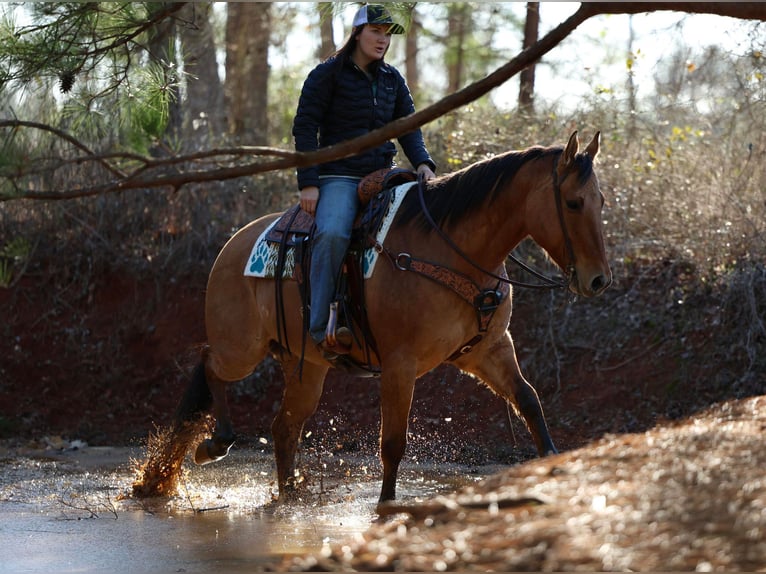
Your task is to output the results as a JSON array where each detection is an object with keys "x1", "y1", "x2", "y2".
[{"x1": 173, "y1": 358, "x2": 213, "y2": 425}]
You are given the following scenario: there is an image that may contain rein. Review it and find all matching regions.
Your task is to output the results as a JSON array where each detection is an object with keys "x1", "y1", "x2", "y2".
[
  {"x1": 415, "y1": 153, "x2": 576, "y2": 291},
  {"x1": 550, "y1": 155, "x2": 578, "y2": 285}
]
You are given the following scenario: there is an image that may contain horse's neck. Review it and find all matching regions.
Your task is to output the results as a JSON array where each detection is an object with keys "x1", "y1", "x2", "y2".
[{"x1": 449, "y1": 162, "x2": 540, "y2": 273}]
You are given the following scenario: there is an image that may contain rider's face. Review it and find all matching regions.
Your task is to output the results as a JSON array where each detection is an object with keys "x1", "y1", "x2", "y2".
[{"x1": 354, "y1": 24, "x2": 392, "y2": 68}]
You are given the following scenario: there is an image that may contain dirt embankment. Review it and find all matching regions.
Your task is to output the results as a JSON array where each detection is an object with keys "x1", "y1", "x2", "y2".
[{"x1": 292, "y1": 395, "x2": 766, "y2": 572}]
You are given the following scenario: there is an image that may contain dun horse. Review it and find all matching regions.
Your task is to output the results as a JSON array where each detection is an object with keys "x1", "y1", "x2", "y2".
[{"x1": 133, "y1": 131, "x2": 611, "y2": 504}]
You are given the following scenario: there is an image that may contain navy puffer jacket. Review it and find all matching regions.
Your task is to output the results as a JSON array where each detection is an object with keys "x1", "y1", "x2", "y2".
[{"x1": 293, "y1": 54, "x2": 435, "y2": 190}]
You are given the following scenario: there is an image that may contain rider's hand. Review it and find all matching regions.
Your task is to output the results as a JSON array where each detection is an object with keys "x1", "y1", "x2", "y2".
[
  {"x1": 300, "y1": 186, "x2": 319, "y2": 216},
  {"x1": 417, "y1": 163, "x2": 436, "y2": 182}
]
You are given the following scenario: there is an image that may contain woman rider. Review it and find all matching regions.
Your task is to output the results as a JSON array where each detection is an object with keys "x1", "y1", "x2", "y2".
[{"x1": 293, "y1": 4, "x2": 436, "y2": 356}]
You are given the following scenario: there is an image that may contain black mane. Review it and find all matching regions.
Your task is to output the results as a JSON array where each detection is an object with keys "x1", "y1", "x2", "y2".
[{"x1": 395, "y1": 145, "x2": 594, "y2": 232}]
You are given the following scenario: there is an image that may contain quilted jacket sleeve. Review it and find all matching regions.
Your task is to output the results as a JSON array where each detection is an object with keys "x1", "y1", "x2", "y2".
[{"x1": 392, "y1": 68, "x2": 436, "y2": 173}]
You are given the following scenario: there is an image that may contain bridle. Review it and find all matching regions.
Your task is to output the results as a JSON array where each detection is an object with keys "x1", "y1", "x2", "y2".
[{"x1": 416, "y1": 152, "x2": 578, "y2": 291}]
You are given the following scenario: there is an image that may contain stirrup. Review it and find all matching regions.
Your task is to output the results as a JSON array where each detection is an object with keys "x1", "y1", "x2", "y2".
[{"x1": 323, "y1": 302, "x2": 352, "y2": 354}]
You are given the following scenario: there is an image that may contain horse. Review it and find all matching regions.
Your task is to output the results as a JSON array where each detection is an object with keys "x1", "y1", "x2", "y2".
[{"x1": 132, "y1": 131, "x2": 611, "y2": 505}]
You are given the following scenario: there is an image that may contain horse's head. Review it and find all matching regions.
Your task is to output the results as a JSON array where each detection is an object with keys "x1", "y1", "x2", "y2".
[{"x1": 537, "y1": 131, "x2": 612, "y2": 297}]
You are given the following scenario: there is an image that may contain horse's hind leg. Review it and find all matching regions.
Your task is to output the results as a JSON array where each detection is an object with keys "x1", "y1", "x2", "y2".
[
  {"x1": 193, "y1": 362, "x2": 237, "y2": 465},
  {"x1": 271, "y1": 357, "x2": 328, "y2": 499},
  {"x1": 132, "y1": 354, "x2": 214, "y2": 497},
  {"x1": 457, "y1": 332, "x2": 557, "y2": 456}
]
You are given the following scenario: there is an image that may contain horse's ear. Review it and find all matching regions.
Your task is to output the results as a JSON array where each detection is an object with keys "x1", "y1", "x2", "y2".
[
  {"x1": 561, "y1": 131, "x2": 579, "y2": 169},
  {"x1": 585, "y1": 131, "x2": 601, "y2": 159}
]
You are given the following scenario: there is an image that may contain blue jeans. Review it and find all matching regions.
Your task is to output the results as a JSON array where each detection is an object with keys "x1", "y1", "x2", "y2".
[{"x1": 309, "y1": 176, "x2": 361, "y2": 343}]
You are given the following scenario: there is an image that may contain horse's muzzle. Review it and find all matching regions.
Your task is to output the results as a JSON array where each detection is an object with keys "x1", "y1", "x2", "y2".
[{"x1": 571, "y1": 270, "x2": 612, "y2": 297}]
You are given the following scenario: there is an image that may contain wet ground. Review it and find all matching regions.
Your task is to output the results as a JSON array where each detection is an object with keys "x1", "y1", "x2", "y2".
[
  {"x1": 3, "y1": 395, "x2": 765, "y2": 572},
  {"x1": 0, "y1": 441, "x2": 499, "y2": 573}
]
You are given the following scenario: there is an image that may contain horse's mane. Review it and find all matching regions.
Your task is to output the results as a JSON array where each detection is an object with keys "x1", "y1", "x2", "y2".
[{"x1": 395, "y1": 144, "x2": 594, "y2": 232}]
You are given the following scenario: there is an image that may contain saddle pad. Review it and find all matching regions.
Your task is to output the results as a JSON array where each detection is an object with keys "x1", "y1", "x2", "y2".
[{"x1": 244, "y1": 181, "x2": 415, "y2": 279}]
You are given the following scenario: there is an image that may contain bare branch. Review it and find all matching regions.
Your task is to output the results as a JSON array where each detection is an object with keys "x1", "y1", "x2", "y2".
[
  {"x1": 581, "y1": 2, "x2": 766, "y2": 22},
  {"x1": 0, "y1": 120, "x2": 126, "y2": 178}
]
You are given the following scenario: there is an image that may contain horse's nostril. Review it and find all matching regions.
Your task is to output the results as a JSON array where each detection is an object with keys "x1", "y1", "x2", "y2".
[{"x1": 591, "y1": 274, "x2": 607, "y2": 293}]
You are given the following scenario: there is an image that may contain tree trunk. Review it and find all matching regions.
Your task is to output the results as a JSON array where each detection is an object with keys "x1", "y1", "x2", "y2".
[
  {"x1": 317, "y1": 2, "x2": 335, "y2": 60},
  {"x1": 177, "y1": 2, "x2": 225, "y2": 151},
  {"x1": 225, "y1": 2, "x2": 271, "y2": 145},
  {"x1": 446, "y1": 3, "x2": 471, "y2": 93},
  {"x1": 405, "y1": 6, "x2": 421, "y2": 102},
  {"x1": 518, "y1": 2, "x2": 539, "y2": 113},
  {"x1": 626, "y1": 15, "x2": 637, "y2": 139}
]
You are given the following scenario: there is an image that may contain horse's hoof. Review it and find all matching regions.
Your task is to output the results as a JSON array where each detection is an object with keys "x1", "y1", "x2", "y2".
[{"x1": 193, "y1": 439, "x2": 232, "y2": 465}]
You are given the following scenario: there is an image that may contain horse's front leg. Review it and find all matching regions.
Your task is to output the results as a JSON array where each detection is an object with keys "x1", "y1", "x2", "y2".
[
  {"x1": 456, "y1": 332, "x2": 557, "y2": 456},
  {"x1": 271, "y1": 358, "x2": 328, "y2": 500},
  {"x1": 378, "y1": 362, "x2": 418, "y2": 503}
]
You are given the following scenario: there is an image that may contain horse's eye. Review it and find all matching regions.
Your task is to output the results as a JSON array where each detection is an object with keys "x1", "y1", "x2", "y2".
[{"x1": 566, "y1": 198, "x2": 584, "y2": 211}]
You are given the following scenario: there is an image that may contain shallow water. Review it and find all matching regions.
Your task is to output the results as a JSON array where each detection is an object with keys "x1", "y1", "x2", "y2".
[{"x1": 0, "y1": 444, "x2": 498, "y2": 573}]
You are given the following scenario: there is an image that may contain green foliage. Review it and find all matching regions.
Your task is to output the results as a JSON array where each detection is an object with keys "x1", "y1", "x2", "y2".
[
  {"x1": 127, "y1": 60, "x2": 175, "y2": 145},
  {"x1": 1, "y1": 3, "x2": 181, "y2": 153},
  {"x1": 0, "y1": 133, "x2": 24, "y2": 198},
  {"x1": 0, "y1": 236, "x2": 31, "y2": 288},
  {"x1": 3, "y1": 3, "x2": 136, "y2": 88}
]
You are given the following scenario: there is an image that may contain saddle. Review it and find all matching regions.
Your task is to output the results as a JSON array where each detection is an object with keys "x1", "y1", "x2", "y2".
[
  {"x1": 265, "y1": 168, "x2": 417, "y2": 376},
  {"x1": 264, "y1": 167, "x2": 417, "y2": 245}
]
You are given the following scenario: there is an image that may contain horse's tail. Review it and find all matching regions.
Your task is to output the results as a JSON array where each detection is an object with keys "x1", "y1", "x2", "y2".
[
  {"x1": 132, "y1": 346, "x2": 212, "y2": 498},
  {"x1": 173, "y1": 347, "x2": 213, "y2": 425}
]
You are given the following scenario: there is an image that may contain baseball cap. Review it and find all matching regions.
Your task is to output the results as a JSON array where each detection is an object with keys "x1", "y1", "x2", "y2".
[{"x1": 352, "y1": 4, "x2": 405, "y2": 34}]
